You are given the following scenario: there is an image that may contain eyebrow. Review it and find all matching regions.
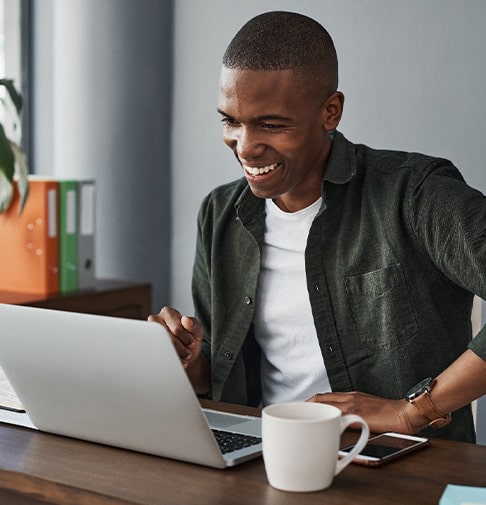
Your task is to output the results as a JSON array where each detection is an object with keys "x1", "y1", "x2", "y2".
[{"x1": 217, "y1": 109, "x2": 294, "y2": 122}]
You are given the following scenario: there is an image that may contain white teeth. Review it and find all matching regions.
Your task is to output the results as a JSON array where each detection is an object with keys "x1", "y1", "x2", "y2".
[{"x1": 244, "y1": 163, "x2": 278, "y2": 176}]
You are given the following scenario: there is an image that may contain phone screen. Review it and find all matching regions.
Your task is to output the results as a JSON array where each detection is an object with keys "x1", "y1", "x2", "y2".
[
  {"x1": 359, "y1": 435, "x2": 419, "y2": 458},
  {"x1": 340, "y1": 433, "x2": 429, "y2": 465}
]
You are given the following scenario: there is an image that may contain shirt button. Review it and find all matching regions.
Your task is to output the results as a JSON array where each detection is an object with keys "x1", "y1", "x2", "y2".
[
  {"x1": 223, "y1": 351, "x2": 233, "y2": 360},
  {"x1": 244, "y1": 296, "x2": 252, "y2": 305},
  {"x1": 314, "y1": 282, "x2": 320, "y2": 293}
]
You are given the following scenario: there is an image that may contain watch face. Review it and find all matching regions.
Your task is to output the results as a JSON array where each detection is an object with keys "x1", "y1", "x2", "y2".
[{"x1": 407, "y1": 377, "x2": 433, "y2": 399}]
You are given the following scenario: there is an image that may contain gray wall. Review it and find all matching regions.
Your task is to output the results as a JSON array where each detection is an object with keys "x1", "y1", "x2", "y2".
[
  {"x1": 171, "y1": 1, "x2": 486, "y2": 442},
  {"x1": 32, "y1": 0, "x2": 173, "y2": 311}
]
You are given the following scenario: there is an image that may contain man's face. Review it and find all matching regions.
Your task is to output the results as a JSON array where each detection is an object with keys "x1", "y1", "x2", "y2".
[{"x1": 217, "y1": 67, "x2": 336, "y2": 212}]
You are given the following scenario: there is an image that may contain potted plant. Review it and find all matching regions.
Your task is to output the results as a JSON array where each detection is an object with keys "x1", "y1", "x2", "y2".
[{"x1": 0, "y1": 78, "x2": 28, "y2": 214}]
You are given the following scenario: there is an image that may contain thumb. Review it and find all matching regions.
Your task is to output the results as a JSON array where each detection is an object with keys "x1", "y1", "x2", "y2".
[
  {"x1": 181, "y1": 315, "x2": 194, "y2": 329},
  {"x1": 181, "y1": 316, "x2": 202, "y2": 340}
]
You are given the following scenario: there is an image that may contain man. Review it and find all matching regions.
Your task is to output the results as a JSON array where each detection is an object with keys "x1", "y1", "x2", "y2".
[{"x1": 150, "y1": 11, "x2": 486, "y2": 442}]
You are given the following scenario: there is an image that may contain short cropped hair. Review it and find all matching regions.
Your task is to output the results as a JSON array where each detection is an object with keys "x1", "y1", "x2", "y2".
[{"x1": 223, "y1": 11, "x2": 338, "y2": 95}]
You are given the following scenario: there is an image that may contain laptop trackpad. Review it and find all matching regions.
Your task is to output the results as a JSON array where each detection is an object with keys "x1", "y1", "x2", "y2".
[{"x1": 203, "y1": 409, "x2": 261, "y2": 437}]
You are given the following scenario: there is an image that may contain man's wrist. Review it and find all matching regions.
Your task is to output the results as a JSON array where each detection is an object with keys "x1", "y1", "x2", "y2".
[
  {"x1": 187, "y1": 352, "x2": 211, "y2": 396},
  {"x1": 401, "y1": 399, "x2": 430, "y2": 433},
  {"x1": 404, "y1": 378, "x2": 451, "y2": 430}
]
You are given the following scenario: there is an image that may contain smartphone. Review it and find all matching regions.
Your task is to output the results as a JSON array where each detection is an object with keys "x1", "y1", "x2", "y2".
[{"x1": 339, "y1": 432, "x2": 430, "y2": 467}]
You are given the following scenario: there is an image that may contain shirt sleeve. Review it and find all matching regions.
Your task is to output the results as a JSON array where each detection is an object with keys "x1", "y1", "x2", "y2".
[
  {"x1": 470, "y1": 326, "x2": 486, "y2": 360},
  {"x1": 408, "y1": 161, "x2": 485, "y2": 295},
  {"x1": 407, "y1": 159, "x2": 486, "y2": 358}
]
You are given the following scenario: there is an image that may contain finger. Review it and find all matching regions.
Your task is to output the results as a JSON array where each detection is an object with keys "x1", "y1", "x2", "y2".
[
  {"x1": 148, "y1": 307, "x2": 181, "y2": 329},
  {"x1": 307, "y1": 392, "x2": 337, "y2": 403},
  {"x1": 308, "y1": 391, "x2": 365, "y2": 402},
  {"x1": 169, "y1": 336, "x2": 193, "y2": 362},
  {"x1": 306, "y1": 393, "x2": 356, "y2": 414},
  {"x1": 181, "y1": 316, "x2": 203, "y2": 342},
  {"x1": 181, "y1": 315, "x2": 194, "y2": 331},
  {"x1": 153, "y1": 307, "x2": 196, "y2": 347}
]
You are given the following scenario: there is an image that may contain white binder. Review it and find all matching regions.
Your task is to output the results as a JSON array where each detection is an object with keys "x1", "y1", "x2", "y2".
[{"x1": 77, "y1": 180, "x2": 96, "y2": 288}]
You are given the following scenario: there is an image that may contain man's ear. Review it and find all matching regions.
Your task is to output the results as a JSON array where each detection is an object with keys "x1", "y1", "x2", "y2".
[{"x1": 321, "y1": 91, "x2": 344, "y2": 131}]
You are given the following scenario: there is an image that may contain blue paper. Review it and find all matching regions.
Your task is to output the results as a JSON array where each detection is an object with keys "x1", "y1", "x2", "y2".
[{"x1": 439, "y1": 485, "x2": 486, "y2": 505}]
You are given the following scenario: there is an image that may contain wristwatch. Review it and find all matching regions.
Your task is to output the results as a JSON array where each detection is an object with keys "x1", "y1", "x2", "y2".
[{"x1": 405, "y1": 377, "x2": 451, "y2": 428}]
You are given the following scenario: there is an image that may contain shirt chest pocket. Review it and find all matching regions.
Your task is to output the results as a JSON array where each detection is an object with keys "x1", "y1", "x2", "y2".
[{"x1": 344, "y1": 264, "x2": 418, "y2": 349}]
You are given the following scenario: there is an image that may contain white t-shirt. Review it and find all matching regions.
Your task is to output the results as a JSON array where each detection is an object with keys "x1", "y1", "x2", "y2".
[{"x1": 253, "y1": 197, "x2": 331, "y2": 406}]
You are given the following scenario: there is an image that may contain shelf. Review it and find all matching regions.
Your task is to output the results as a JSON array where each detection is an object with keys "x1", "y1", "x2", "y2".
[{"x1": 0, "y1": 279, "x2": 152, "y2": 320}]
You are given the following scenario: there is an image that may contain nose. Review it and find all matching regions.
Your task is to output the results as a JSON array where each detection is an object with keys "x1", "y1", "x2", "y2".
[{"x1": 224, "y1": 126, "x2": 265, "y2": 161}]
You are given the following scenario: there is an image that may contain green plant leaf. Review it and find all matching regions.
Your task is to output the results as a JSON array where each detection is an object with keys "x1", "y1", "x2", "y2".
[
  {"x1": 10, "y1": 141, "x2": 29, "y2": 213},
  {"x1": 0, "y1": 78, "x2": 28, "y2": 213},
  {"x1": 0, "y1": 123, "x2": 15, "y2": 182},
  {"x1": 0, "y1": 78, "x2": 23, "y2": 114},
  {"x1": 0, "y1": 169, "x2": 14, "y2": 213}
]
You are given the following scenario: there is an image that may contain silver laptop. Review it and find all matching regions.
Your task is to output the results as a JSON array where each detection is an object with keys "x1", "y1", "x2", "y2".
[{"x1": 0, "y1": 303, "x2": 262, "y2": 468}]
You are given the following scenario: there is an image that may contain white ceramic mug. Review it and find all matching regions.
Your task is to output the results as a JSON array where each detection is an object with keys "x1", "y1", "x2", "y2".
[{"x1": 262, "y1": 402, "x2": 369, "y2": 492}]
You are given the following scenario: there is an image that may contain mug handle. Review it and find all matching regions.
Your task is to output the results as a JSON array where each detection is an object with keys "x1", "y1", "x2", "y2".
[{"x1": 335, "y1": 414, "x2": 370, "y2": 475}]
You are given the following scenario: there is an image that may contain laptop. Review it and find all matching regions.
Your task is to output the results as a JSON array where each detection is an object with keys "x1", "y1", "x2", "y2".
[{"x1": 0, "y1": 303, "x2": 262, "y2": 468}]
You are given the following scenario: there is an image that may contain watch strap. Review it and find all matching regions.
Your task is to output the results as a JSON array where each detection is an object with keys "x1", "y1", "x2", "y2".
[{"x1": 409, "y1": 380, "x2": 451, "y2": 428}]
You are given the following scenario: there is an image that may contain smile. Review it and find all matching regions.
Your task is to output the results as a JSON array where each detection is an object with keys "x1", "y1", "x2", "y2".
[{"x1": 243, "y1": 163, "x2": 280, "y2": 176}]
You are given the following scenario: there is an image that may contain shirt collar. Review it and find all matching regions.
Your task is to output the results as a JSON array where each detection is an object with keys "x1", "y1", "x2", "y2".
[{"x1": 323, "y1": 130, "x2": 356, "y2": 185}]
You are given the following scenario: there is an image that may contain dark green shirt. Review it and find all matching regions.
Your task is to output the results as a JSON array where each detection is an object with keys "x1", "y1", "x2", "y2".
[{"x1": 192, "y1": 131, "x2": 486, "y2": 442}]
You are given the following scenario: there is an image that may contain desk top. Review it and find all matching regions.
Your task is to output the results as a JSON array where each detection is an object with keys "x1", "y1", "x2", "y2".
[{"x1": 0, "y1": 401, "x2": 485, "y2": 505}]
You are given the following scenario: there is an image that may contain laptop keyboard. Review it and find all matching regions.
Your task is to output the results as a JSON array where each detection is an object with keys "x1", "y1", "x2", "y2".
[{"x1": 212, "y1": 429, "x2": 261, "y2": 454}]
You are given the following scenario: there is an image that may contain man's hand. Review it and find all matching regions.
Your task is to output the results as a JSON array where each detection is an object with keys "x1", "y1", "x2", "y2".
[
  {"x1": 148, "y1": 306, "x2": 210, "y2": 395},
  {"x1": 148, "y1": 306, "x2": 204, "y2": 368},
  {"x1": 307, "y1": 391, "x2": 423, "y2": 434}
]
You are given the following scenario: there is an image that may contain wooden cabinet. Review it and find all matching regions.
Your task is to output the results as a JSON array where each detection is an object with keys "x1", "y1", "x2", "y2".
[{"x1": 0, "y1": 279, "x2": 152, "y2": 320}]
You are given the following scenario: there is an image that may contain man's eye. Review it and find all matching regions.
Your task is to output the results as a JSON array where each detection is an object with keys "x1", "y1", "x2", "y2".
[
  {"x1": 262, "y1": 123, "x2": 284, "y2": 130},
  {"x1": 221, "y1": 117, "x2": 239, "y2": 126}
]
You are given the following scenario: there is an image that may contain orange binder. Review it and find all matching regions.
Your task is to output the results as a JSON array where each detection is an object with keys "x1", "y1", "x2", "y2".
[{"x1": 0, "y1": 179, "x2": 59, "y2": 294}]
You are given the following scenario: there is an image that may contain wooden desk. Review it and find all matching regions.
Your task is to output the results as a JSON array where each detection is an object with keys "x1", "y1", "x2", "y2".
[
  {"x1": 0, "y1": 401, "x2": 485, "y2": 505},
  {"x1": 0, "y1": 279, "x2": 152, "y2": 320}
]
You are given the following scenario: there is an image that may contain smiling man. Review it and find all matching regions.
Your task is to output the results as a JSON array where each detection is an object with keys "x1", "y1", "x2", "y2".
[
  {"x1": 217, "y1": 65, "x2": 341, "y2": 212},
  {"x1": 150, "y1": 11, "x2": 486, "y2": 443}
]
